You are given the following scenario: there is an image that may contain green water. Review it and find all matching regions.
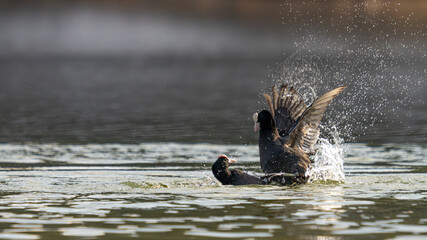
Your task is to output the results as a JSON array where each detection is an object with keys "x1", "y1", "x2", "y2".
[{"x1": 0, "y1": 143, "x2": 425, "y2": 239}]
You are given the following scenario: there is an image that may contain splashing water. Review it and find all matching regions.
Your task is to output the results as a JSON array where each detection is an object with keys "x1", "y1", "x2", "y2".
[
  {"x1": 268, "y1": 0, "x2": 426, "y2": 143},
  {"x1": 307, "y1": 128, "x2": 346, "y2": 182},
  {"x1": 265, "y1": 1, "x2": 426, "y2": 180}
]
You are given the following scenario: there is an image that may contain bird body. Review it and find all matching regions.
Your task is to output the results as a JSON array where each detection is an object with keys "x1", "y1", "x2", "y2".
[
  {"x1": 258, "y1": 131, "x2": 310, "y2": 175},
  {"x1": 230, "y1": 169, "x2": 266, "y2": 185},
  {"x1": 254, "y1": 85, "x2": 345, "y2": 184},
  {"x1": 212, "y1": 155, "x2": 265, "y2": 186}
]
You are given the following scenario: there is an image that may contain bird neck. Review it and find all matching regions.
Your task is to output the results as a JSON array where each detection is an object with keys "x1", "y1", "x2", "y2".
[
  {"x1": 213, "y1": 167, "x2": 233, "y2": 185},
  {"x1": 260, "y1": 128, "x2": 280, "y2": 142}
]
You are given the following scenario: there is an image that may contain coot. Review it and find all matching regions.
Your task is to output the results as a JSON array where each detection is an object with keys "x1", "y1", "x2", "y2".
[
  {"x1": 212, "y1": 155, "x2": 265, "y2": 185},
  {"x1": 253, "y1": 84, "x2": 345, "y2": 184}
]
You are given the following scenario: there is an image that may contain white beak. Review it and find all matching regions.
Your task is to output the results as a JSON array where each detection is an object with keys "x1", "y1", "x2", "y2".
[
  {"x1": 252, "y1": 113, "x2": 258, "y2": 123},
  {"x1": 254, "y1": 123, "x2": 260, "y2": 132},
  {"x1": 227, "y1": 158, "x2": 237, "y2": 164},
  {"x1": 252, "y1": 113, "x2": 259, "y2": 132}
]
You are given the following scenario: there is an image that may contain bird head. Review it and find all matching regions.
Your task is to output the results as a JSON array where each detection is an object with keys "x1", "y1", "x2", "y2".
[{"x1": 252, "y1": 110, "x2": 275, "y2": 132}]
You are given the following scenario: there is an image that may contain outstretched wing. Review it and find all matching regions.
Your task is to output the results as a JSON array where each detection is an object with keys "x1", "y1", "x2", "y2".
[
  {"x1": 263, "y1": 84, "x2": 307, "y2": 137},
  {"x1": 287, "y1": 86, "x2": 346, "y2": 153}
]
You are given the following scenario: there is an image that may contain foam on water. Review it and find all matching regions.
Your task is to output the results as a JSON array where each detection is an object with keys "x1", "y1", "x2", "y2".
[{"x1": 306, "y1": 128, "x2": 346, "y2": 183}]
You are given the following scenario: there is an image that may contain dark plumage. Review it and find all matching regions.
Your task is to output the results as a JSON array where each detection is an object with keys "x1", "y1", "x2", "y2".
[
  {"x1": 254, "y1": 85, "x2": 345, "y2": 184},
  {"x1": 212, "y1": 155, "x2": 265, "y2": 185}
]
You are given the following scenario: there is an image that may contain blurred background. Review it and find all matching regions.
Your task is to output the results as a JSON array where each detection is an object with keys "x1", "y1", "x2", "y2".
[{"x1": 0, "y1": 0, "x2": 425, "y2": 144}]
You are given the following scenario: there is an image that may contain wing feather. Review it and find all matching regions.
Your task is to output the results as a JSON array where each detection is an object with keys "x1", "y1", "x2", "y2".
[
  {"x1": 288, "y1": 86, "x2": 346, "y2": 153},
  {"x1": 263, "y1": 93, "x2": 275, "y2": 118},
  {"x1": 272, "y1": 85, "x2": 279, "y2": 110},
  {"x1": 278, "y1": 84, "x2": 287, "y2": 107},
  {"x1": 263, "y1": 84, "x2": 308, "y2": 137}
]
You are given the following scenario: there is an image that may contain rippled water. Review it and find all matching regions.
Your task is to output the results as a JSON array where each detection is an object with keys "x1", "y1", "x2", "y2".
[{"x1": 0, "y1": 143, "x2": 425, "y2": 239}]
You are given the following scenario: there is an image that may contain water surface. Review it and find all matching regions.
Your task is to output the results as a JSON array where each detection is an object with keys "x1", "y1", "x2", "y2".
[{"x1": 0, "y1": 143, "x2": 425, "y2": 239}]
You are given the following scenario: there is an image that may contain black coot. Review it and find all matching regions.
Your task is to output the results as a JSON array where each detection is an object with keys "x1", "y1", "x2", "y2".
[
  {"x1": 212, "y1": 155, "x2": 265, "y2": 185},
  {"x1": 253, "y1": 85, "x2": 345, "y2": 184}
]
